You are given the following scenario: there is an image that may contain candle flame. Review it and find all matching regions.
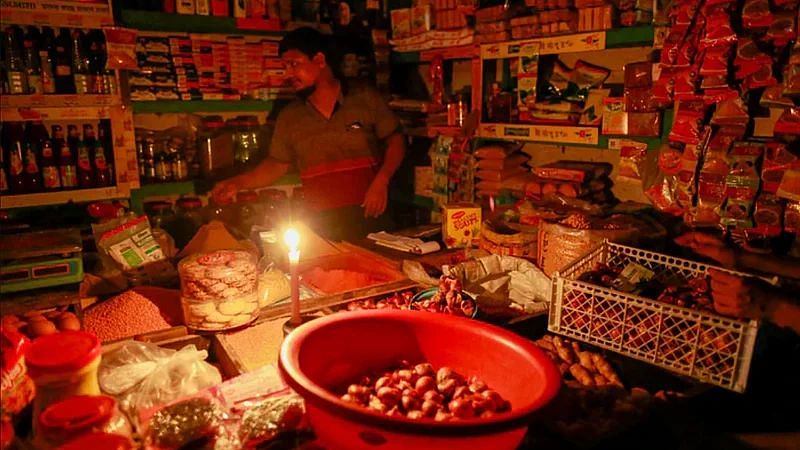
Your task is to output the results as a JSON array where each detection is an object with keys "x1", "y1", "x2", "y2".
[{"x1": 284, "y1": 227, "x2": 300, "y2": 251}]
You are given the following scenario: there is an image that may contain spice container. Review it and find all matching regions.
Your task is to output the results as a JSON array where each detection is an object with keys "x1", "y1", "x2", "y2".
[
  {"x1": 232, "y1": 115, "x2": 260, "y2": 166},
  {"x1": 36, "y1": 395, "x2": 132, "y2": 449},
  {"x1": 55, "y1": 432, "x2": 132, "y2": 450},
  {"x1": 179, "y1": 250, "x2": 259, "y2": 331},
  {"x1": 144, "y1": 200, "x2": 177, "y2": 258},
  {"x1": 25, "y1": 331, "x2": 102, "y2": 427},
  {"x1": 172, "y1": 197, "x2": 205, "y2": 250}
]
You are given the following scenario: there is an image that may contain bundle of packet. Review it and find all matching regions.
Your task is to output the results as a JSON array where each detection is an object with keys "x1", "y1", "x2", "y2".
[
  {"x1": 563, "y1": 60, "x2": 611, "y2": 104},
  {"x1": 721, "y1": 142, "x2": 764, "y2": 227},
  {"x1": 669, "y1": 96, "x2": 707, "y2": 144},
  {"x1": 645, "y1": 145, "x2": 684, "y2": 216},
  {"x1": 762, "y1": 142, "x2": 799, "y2": 193}
]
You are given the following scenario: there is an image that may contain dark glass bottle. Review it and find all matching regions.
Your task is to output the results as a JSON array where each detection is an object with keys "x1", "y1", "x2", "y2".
[
  {"x1": 38, "y1": 27, "x2": 57, "y2": 94},
  {"x1": 93, "y1": 122, "x2": 112, "y2": 187},
  {"x1": 71, "y1": 29, "x2": 91, "y2": 94},
  {"x1": 22, "y1": 27, "x2": 43, "y2": 94},
  {"x1": 23, "y1": 122, "x2": 44, "y2": 193},
  {"x1": 53, "y1": 124, "x2": 77, "y2": 189},
  {"x1": 87, "y1": 30, "x2": 104, "y2": 94},
  {"x1": 54, "y1": 28, "x2": 75, "y2": 94},
  {"x1": 40, "y1": 125, "x2": 60, "y2": 191},
  {"x1": 4, "y1": 26, "x2": 28, "y2": 95},
  {"x1": 76, "y1": 124, "x2": 94, "y2": 188},
  {"x1": 0, "y1": 124, "x2": 7, "y2": 194}
]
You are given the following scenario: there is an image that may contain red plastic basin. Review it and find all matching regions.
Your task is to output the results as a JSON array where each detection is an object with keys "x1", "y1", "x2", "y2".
[{"x1": 279, "y1": 309, "x2": 560, "y2": 450}]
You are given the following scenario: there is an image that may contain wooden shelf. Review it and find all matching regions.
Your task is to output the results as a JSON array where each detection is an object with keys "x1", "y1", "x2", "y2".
[
  {"x1": 0, "y1": 94, "x2": 120, "y2": 109},
  {"x1": 120, "y1": 9, "x2": 283, "y2": 36},
  {"x1": 393, "y1": 45, "x2": 477, "y2": 64},
  {"x1": 0, "y1": 2, "x2": 113, "y2": 29},
  {"x1": 478, "y1": 123, "x2": 601, "y2": 146},
  {"x1": 405, "y1": 126, "x2": 464, "y2": 138},
  {"x1": 0, "y1": 105, "x2": 115, "y2": 121},
  {"x1": 0, "y1": 186, "x2": 129, "y2": 209},
  {"x1": 132, "y1": 100, "x2": 277, "y2": 114}
]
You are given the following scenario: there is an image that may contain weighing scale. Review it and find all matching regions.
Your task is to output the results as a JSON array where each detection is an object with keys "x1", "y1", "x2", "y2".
[{"x1": 0, "y1": 229, "x2": 84, "y2": 294}]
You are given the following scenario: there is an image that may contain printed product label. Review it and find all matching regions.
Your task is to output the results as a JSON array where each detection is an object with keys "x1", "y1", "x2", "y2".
[
  {"x1": 24, "y1": 149, "x2": 38, "y2": 174},
  {"x1": 43, "y1": 166, "x2": 60, "y2": 188},
  {"x1": 60, "y1": 166, "x2": 77, "y2": 187},
  {"x1": 74, "y1": 74, "x2": 90, "y2": 94},
  {"x1": 9, "y1": 152, "x2": 23, "y2": 176},
  {"x1": 7, "y1": 72, "x2": 26, "y2": 94},
  {"x1": 78, "y1": 148, "x2": 92, "y2": 171},
  {"x1": 55, "y1": 64, "x2": 71, "y2": 76},
  {"x1": 94, "y1": 148, "x2": 108, "y2": 170}
]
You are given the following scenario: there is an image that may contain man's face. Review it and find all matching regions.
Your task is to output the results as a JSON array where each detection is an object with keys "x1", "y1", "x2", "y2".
[{"x1": 282, "y1": 49, "x2": 325, "y2": 98}]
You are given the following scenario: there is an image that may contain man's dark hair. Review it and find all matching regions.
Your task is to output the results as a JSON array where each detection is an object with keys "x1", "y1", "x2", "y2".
[{"x1": 279, "y1": 27, "x2": 340, "y2": 71}]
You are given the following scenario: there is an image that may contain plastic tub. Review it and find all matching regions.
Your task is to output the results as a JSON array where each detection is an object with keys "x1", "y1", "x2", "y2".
[
  {"x1": 26, "y1": 331, "x2": 102, "y2": 428},
  {"x1": 37, "y1": 395, "x2": 132, "y2": 449},
  {"x1": 279, "y1": 310, "x2": 560, "y2": 450}
]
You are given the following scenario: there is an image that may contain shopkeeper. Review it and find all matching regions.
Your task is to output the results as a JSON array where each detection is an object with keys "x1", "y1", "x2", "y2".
[
  {"x1": 212, "y1": 27, "x2": 406, "y2": 241},
  {"x1": 676, "y1": 232, "x2": 800, "y2": 334}
]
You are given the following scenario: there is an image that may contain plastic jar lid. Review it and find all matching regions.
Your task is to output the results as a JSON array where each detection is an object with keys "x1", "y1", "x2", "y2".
[
  {"x1": 55, "y1": 432, "x2": 131, "y2": 450},
  {"x1": 26, "y1": 331, "x2": 101, "y2": 376},
  {"x1": 176, "y1": 197, "x2": 203, "y2": 210},
  {"x1": 39, "y1": 395, "x2": 116, "y2": 434},
  {"x1": 202, "y1": 115, "x2": 225, "y2": 129}
]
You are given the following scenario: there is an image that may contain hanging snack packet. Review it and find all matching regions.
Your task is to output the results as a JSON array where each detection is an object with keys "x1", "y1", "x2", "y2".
[
  {"x1": 669, "y1": 111, "x2": 705, "y2": 144},
  {"x1": 564, "y1": 60, "x2": 611, "y2": 104},
  {"x1": 673, "y1": 66, "x2": 700, "y2": 98},
  {"x1": 753, "y1": 193, "x2": 784, "y2": 235},
  {"x1": 762, "y1": 142, "x2": 799, "y2": 194},
  {"x1": 540, "y1": 59, "x2": 572, "y2": 101},
  {"x1": 723, "y1": 142, "x2": 763, "y2": 227},
  {"x1": 699, "y1": 7, "x2": 736, "y2": 49},
  {"x1": 700, "y1": 45, "x2": 732, "y2": 75},
  {"x1": 711, "y1": 97, "x2": 750, "y2": 127},
  {"x1": 777, "y1": 166, "x2": 800, "y2": 202},
  {"x1": 760, "y1": 84, "x2": 795, "y2": 108},
  {"x1": 766, "y1": 12, "x2": 797, "y2": 47},
  {"x1": 774, "y1": 107, "x2": 800, "y2": 140},
  {"x1": 618, "y1": 141, "x2": 648, "y2": 181},
  {"x1": 624, "y1": 61, "x2": 652, "y2": 88},
  {"x1": 742, "y1": 0, "x2": 774, "y2": 30},
  {"x1": 741, "y1": 64, "x2": 777, "y2": 92},
  {"x1": 735, "y1": 38, "x2": 773, "y2": 79},
  {"x1": 785, "y1": 202, "x2": 800, "y2": 233}
]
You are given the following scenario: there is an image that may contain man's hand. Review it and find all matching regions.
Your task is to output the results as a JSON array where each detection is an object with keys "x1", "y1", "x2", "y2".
[
  {"x1": 362, "y1": 174, "x2": 389, "y2": 218},
  {"x1": 708, "y1": 269, "x2": 761, "y2": 319},
  {"x1": 210, "y1": 178, "x2": 241, "y2": 205},
  {"x1": 675, "y1": 232, "x2": 737, "y2": 268}
]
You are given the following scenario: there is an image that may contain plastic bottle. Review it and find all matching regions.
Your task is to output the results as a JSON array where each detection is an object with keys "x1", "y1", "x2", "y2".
[
  {"x1": 154, "y1": 142, "x2": 172, "y2": 182},
  {"x1": 40, "y1": 126, "x2": 60, "y2": 191},
  {"x1": 96, "y1": 120, "x2": 114, "y2": 186},
  {"x1": 53, "y1": 125, "x2": 77, "y2": 189},
  {"x1": 76, "y1": 125, "x2": 95, "y2": 189},
  {"x1": 92, "y1": 135, "x2": 112, "y2": 187},
  {"x1": 23, "y1": 122, "x2": 44, "y2": 193},
  {"x1": 4, "y1": 123, "x2": 26, "y2": 194}
]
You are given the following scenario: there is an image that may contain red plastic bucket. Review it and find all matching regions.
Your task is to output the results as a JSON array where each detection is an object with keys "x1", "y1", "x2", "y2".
[{"x1": 279, "y1": 309, "x2": 560, "y2": 450}]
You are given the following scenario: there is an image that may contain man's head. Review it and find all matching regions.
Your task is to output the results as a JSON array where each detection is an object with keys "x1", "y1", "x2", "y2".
[{"x1": 279, "y1": 27, "x2": 338, "y2": 98}]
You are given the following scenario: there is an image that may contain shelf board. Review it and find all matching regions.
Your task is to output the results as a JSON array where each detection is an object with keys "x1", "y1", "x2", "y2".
[
  {"x1": 132, "y1": 100, "x2": 276, "y2": 113},
  {"x1": 605, "y1": 25, "x2": 655, "y2": 49},
  {"x1": 405, "y1": 125, "x2": 463, "y2": 138},
  {"x1": 0, "y1": 94, "x2": 120, "y2": 109},
  {"x1": 0, "y1": 186, "x2": 128, "y2": 209},
  {"x1": 478, "y1": 123, "x2": 601, "y2": 146},
  {"x1": 393, "y1": 45, "x2": 477, "y2": 64},
  {"x1": 120, "y1": 9, "x2": 283, "y2": 36},
  {"x1": 0, "y1": 106, "x2": 115, "y2": 121}
]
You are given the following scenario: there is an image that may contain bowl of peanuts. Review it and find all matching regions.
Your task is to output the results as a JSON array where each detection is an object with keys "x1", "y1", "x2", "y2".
[{"x1": 279, "y1": 309, "x2": 561, "y2": 450}]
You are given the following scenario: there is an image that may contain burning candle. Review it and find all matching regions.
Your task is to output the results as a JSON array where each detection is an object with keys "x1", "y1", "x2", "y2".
[{"x1": 284, "y1": 227, "x2": 301, "y2": 326}]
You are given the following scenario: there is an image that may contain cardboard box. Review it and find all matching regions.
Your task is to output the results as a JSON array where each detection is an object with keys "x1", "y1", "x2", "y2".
[
  {"x1": 391, "y1": 8, "x2": 412, "y2": 39},
  {"x1": 442, "y1": 203, "x2": 481, "y2": 248},
  {"x1": 411, "y1": 5, "x2": 432, "y2": 35}
]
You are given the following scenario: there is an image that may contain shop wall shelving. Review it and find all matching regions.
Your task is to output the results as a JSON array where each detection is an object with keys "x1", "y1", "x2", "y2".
[
  {"x1": 131, "y1": 100, "x2": 278, "y2": 114},
  {"x1": 119, "y1": 9, "x2": 283, "y2": 36},
  {"x1": 0, "y1": 186, "x2": 128, "y2": 209}
]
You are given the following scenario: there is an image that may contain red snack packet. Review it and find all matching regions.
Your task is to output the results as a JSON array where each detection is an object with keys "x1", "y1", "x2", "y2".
[
  {"x1": 624, "y1": 61, "x2": 652, "y2": 89},
  {"x1": 710, "y1": 97, "x2": 749, "y2": 127},
  {"x1": 741, "y1": 64, "x2": 777, "y2": 91},
  {"x1": 735, "y1": 38, "x2": 773, "y2": 79},
  {"x1": 753, "y1": 193, "x2": 784, "y2": 236},
  {"x1": 673, "y1": 67, "x2": 700, "y2": 98},
  {"x1": 762, "y1": 143, "x2": 799, "y2": 194},
  {"x1": 703, "y1": 87, "x2": 739, "y2": 104},
  {"x1": 774, "y1": 107, "x2": 800, "y2": 138},
  {"x1": 766, "y1": 13, "x2": 797, "y2": 47},
  {"x1": 646, "y1": 175, "x2": 684, "y2": 216},
  {"x1": 785, "y1": 202, "x2": 800, "y2": 233},
  {"x1": 700, "y1": 10, "x2": 736, "y2": 49},
  {"x1": 760, "y1": 84, "x2": 795, "y2": 108},
  {"x1": 742, "y1": 0, "x2": 775, "y2": 30},
  {"x1": 700, "y1": 45, "x2": 732, "y2": 74},
  {"x1": 707, "y1": 126, "x2": 745, "y2": 153},
  {"x1": 670, "y1": 3, "x2": 700, "y2": 28},
  {"x1": 628, "y1": 112, "x2": 662, "y2": 136},
  {"x1": 726, "y1": 142, "x2": 763, "y2": 200},
  {"x1": 618, "y1": 141, "x2": 648, "y2": 181},
  {"x1": 784, "y1": 63, "x2": 800, "y2": 97},
  {"x1": 669, "y1": 111, "x2": 705, "y2": 144},
  {"x1": 625, "y1": 87, "x2": 658, "y2": 112}
]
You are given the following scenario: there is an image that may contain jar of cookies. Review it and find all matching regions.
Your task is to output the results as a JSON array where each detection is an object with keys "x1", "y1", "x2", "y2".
[{"x1": 178, "y1": 250, "x2": 259, "y2": 331}]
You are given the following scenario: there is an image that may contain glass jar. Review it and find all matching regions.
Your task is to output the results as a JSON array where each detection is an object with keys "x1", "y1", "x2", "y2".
[
  {"x1": 56, "y1": 432, "x2": 132, "y2": 450},
  {"x1": 178, "y1": 250, "x2": 259, "y2": 331},
  {"x1": 172, "y1": 196, "x2": 205, "y2": 250},
  {"x1": 233, "y1": 115, "x2": 259, "y2": 166},
  {"x1": 144, "y1": 200, "x2": 177, "y2": 258},
  {"x1": 36, "y1": 395, "x2": 132, "y2": 449},
  {"x1": 198, "y1": 116, "x2": 234, "y2": 178},
  {"x1": 236, "y1": 190, "x2": 261, "y2": 239},
  {"x1": 25, "y1": 331, "x2": 102, "y2": 430}
]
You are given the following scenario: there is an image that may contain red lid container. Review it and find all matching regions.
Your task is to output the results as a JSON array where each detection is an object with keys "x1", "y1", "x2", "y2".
[
  {"x1": 26, "y1": 331, "x2": 101, "y2": 376},
  {"x1": 56, "y1": 432, "x2": 131, "y2": 450},
  {"x1": 40, "y1": 395, "x2": 116, "y2": 435}
]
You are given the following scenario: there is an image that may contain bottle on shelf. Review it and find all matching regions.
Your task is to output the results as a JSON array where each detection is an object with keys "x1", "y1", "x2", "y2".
[
  {"x1": 97, "y1": 119, "x2": 114, "y2": 183},
  {"x1": 22, "y1": 122, "x2": 44, "y2": 193},
  {"x1": 4, "y1": 26, "x2": 29, "y2": 95},
  {"x1": 22, "y1": 27, "x2": 44, "y2": 94},
  {"x1": 39, "y1": 125, "x2": 60, "y2": 191},
  {"x1": 4, "y1": 122, "x2": 26, "y2": 194},
  {"x1": 154, "y1": 142, "x2": 172, "y2": 182},
  {"x1": 96, "y1": 31, "x2": 117, "y2": 95},
  {"x1": 71, "y1": 29, "x2": 91, "y2": 95},
  {"x1": 167, "y1": 137, "x2": 188, "y2": 181},
  {"x1": 54, "y1": 28, "x2": 75, "y2": 94},
  {"x1": 53, "y1": 125, "x2": 77, "y2": 189},
  {"x1": 0, "y1": 124, "x2": 7, "y2": 194},
  {"x1": 76, "y1": 124, "x2": 95, "y2": 188},
  {"x1": 38, "y1": 27, "x2": 57, "y2": 94},
  {"x1": 92, "y1": 126, "x2": 112, "y2": 187},
  {"x1": 141, "y1": 131, "x2": 156, "y2": 181}
]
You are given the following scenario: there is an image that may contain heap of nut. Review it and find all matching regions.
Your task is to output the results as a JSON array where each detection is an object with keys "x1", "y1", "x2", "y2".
[
  {"x1": 416, "y1": 276, "x2": 476, "y2": 317},
  {"x1": 345, "y1": 291, "x2": 415, "y2": 311},
  {"x1": 533, "y1": 335, "x2": 622, "y2": 388},
  {"x1": 339, "y1": 361, "x2": 510, "y2": 421},
  {"x1": 179, "y1": 250, "x2": 260, "y2": 331}
]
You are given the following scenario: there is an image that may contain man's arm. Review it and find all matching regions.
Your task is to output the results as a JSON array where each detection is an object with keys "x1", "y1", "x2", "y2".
[
  {"x1": 362, "y1": 132, "x2": 405, "y2": 218},
  {"x1": 761, "y1": 287, "x2": 800, "y2": 334},
  {"x1": 737, "y1": 252, "x2": 800, "y2": 280}
]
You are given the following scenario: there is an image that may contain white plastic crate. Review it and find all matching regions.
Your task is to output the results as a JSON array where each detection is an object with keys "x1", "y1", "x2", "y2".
[{"x1": 549, "y1": 241, "x2": 761, "y2": 392}]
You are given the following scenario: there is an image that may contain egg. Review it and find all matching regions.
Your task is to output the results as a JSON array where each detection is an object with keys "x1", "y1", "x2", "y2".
[
  {"x1": 26, "y1": 320, "x2": 58, "y2": 337},
  {"x1": 26, "y1": 313, "x2": 48, "y2": 323},
  {"x1": 1, "y1": 315, "x2": 21, "y2": 327},
  {"x1": 56, "y1": 313, "x2": 81, "y2": 331},
  {"x1": 43, "y1": 310, "x2": 62, "y2": 320}
]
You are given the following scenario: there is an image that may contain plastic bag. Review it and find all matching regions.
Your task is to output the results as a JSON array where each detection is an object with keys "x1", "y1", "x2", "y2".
[{"x1": 99, "y1": 341, "x2": 222, "y2": 421}]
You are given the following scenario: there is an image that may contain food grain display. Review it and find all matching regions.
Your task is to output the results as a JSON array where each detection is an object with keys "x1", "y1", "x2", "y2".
[
  {"x1": 179, "y1": 250, "x2": 260, "y2": 331},
  {"x1": 84, "y1": 290, "x2": 176, "y2": 342},
  {"x1": 339, "y1": 360, "x2": 510, "y2": 421}
]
